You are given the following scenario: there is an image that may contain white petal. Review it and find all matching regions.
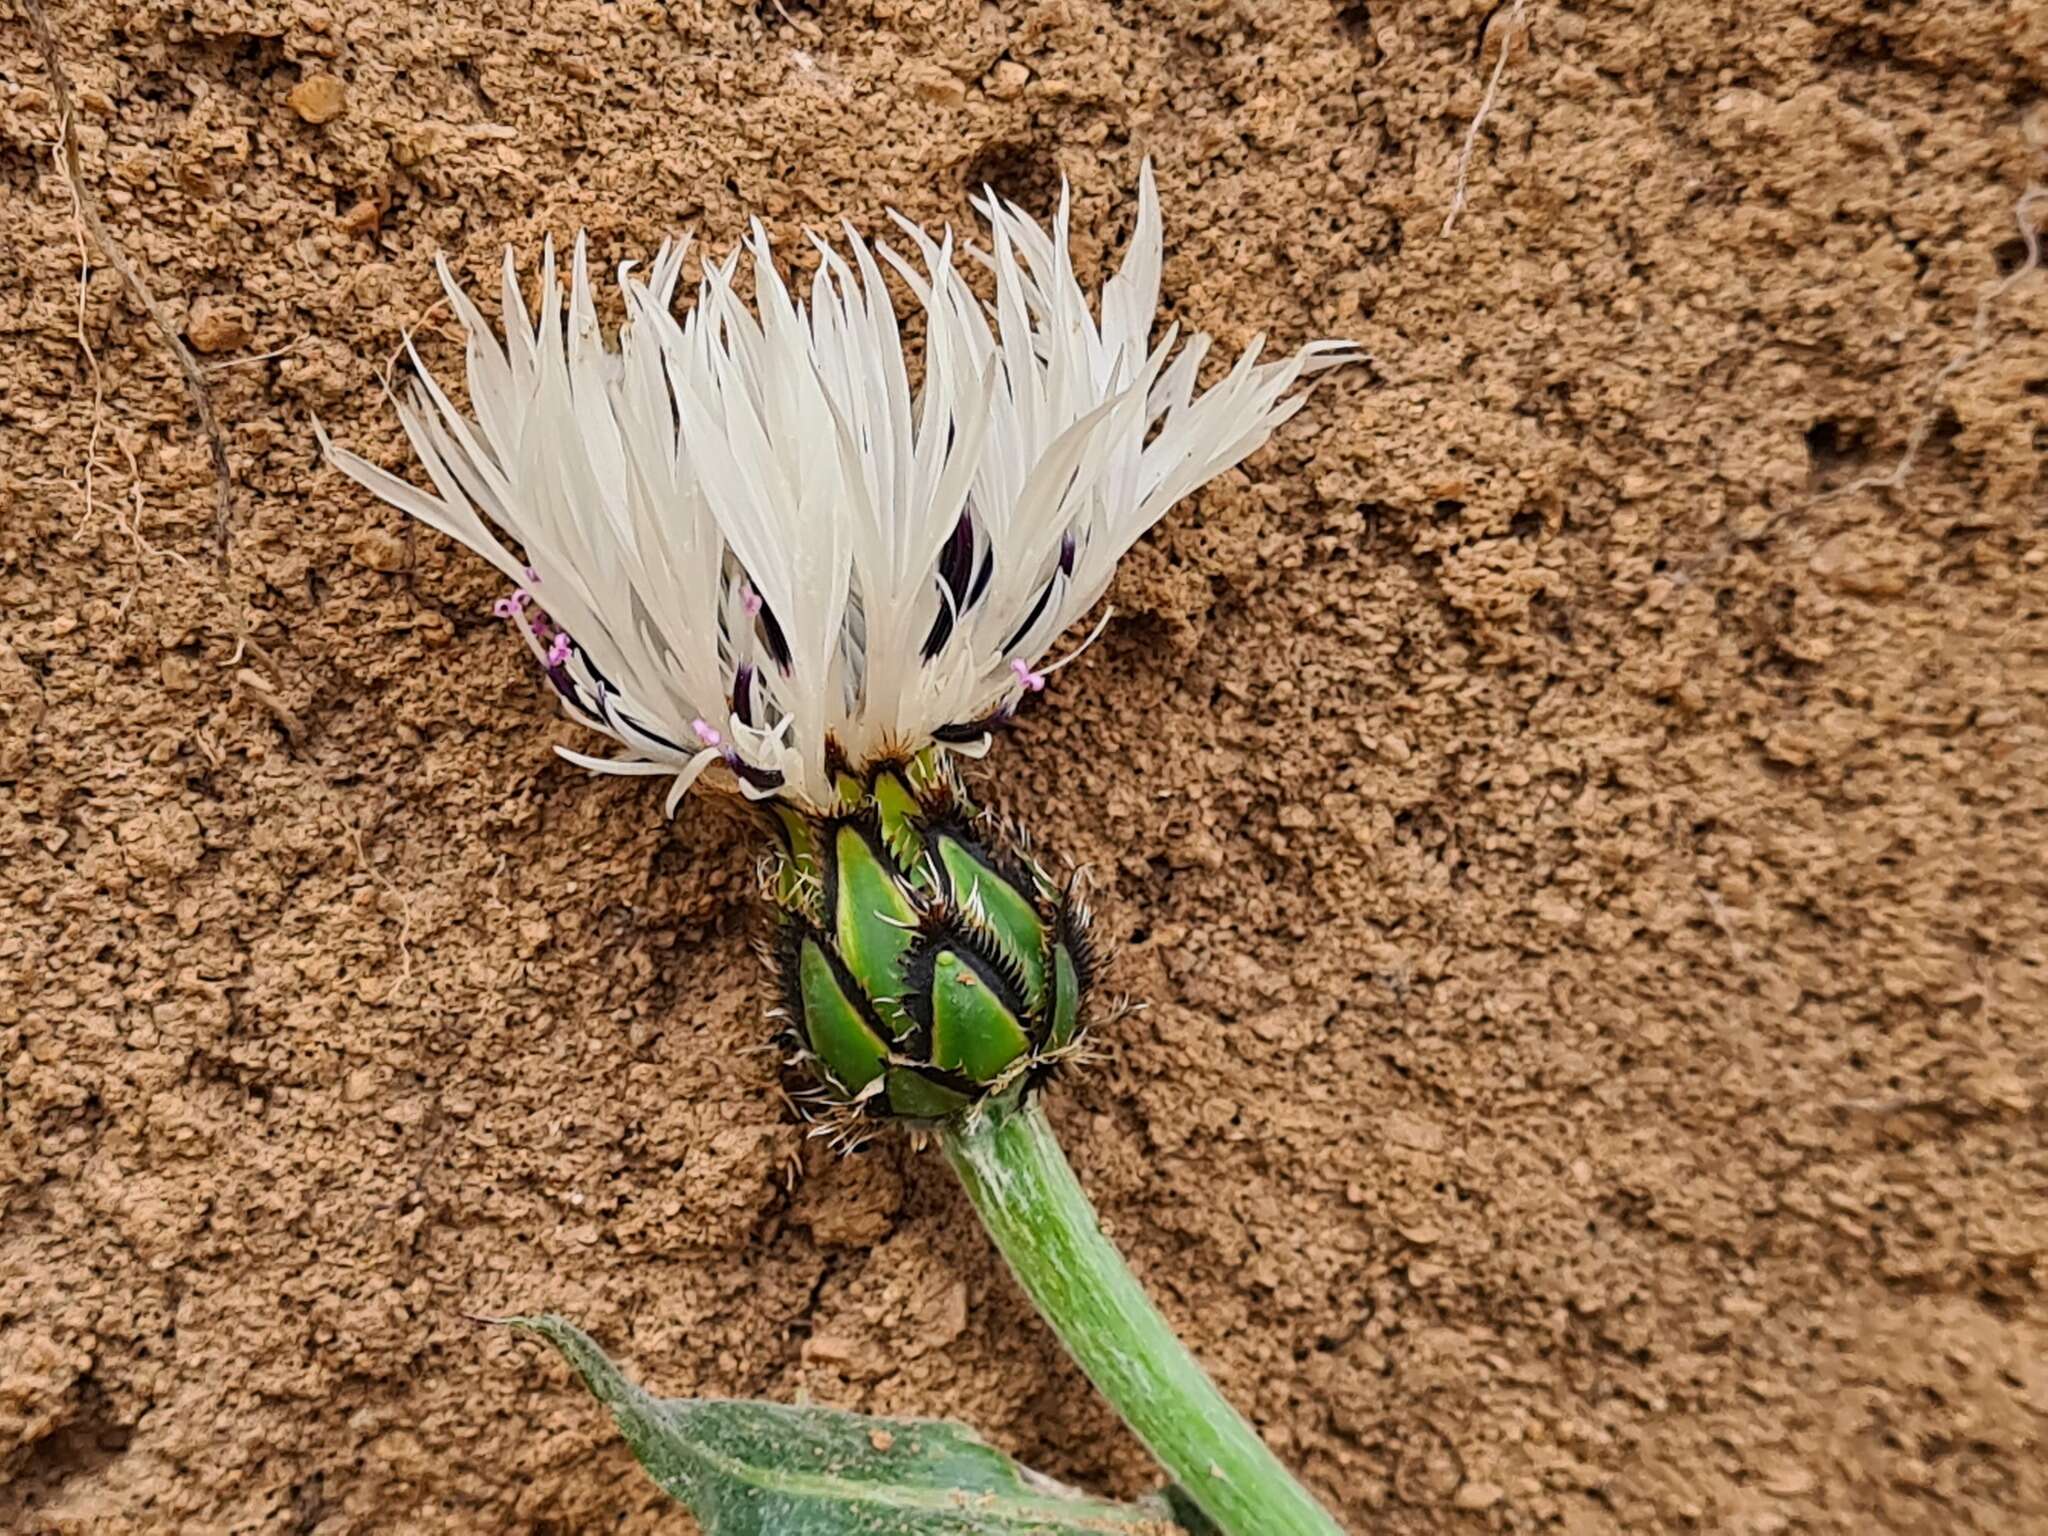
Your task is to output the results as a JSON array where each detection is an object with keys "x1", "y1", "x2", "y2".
[{"x1": 322, "y1": 169, "x2": 1351, "y2": 815}]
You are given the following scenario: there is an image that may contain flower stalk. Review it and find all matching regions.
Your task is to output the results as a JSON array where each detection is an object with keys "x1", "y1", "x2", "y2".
[{"x1": 943, "y1": 1097, "x2": 1346, "y2": 1536}]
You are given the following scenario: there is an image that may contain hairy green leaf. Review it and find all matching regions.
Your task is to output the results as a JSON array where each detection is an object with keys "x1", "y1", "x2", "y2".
[{"x1": 510, "y1": 1316, "x2": 1191, "y2": 1535}]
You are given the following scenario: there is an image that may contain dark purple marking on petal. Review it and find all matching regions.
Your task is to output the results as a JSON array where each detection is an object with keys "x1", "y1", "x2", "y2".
[
  {"x1": 938, "y1": 511, "x2": 976, "y2": 604},
  {"x1": 614, "y1": 710, "x2": 690, "y2": 756},
  {"x1": 544, "y1": 661, "x2": 605, "y2": 726},
  {"x1": 723, "y1": 749, "x2": 786, "y2": 791},
  {"x1": 922, "y1": 605, "x2": 957, "y2": 662},
  {"x1": 756, "y1": 599, "x2": 794, "y2": 673},
  {"x1": 732, "y1": 662, "x2": 757, "y2": 727},
  {"x1": 930, "y1": 701, "x2": 1017, "y2": 745},
  {"x1": 923, "y1": 511, "x2": 980, "y2": 660},
  {"x1": 1000, "y1": 570, "x2": 1063, "y2": 655},
  {"x1": 922, "y1": 602, "x2": 958, "y2": 661}
]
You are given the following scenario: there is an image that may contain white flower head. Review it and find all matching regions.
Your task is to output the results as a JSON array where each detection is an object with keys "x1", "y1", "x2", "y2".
[{"x1": 321, "y1": 163, "x2": 1353, "y2": 814}]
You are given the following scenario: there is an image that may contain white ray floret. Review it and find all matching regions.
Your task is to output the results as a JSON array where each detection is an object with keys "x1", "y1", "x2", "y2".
[{"x1": 321, "y1": 164, "x2": 1353, "y2": 813}]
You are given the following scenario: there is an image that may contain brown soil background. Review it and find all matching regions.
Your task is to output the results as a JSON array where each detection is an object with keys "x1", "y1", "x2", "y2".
[{"x1": 3, "y1": 0, "x2": 2047, "y2": 1531}]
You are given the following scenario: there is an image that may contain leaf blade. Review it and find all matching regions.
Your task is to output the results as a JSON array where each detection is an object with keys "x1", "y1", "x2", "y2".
[{"x1": 509, "y1": 1316, "x2": 1185, "y2": 1536}]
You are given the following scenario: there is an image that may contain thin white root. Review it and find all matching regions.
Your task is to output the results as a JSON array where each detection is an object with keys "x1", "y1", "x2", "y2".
[
  {"x1": 1822, "y1": 184, "x2": 2046, "y2": 501},
  {"x1": 1442, "y1": 0, "x2": 1531, "y2": 237},
  {"x1": 27, "y1": 0, "x2": 272, "y2": 672}
]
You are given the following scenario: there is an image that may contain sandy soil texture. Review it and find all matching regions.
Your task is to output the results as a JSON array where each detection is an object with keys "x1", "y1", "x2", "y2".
[{"x1": 4, "y1": 0, "x2": 2047, "y2": 1530}]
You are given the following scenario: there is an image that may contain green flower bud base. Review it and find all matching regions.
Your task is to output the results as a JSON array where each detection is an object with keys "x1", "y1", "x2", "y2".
[{"x1": 768, "y1": 755, "x2": 1098, "y2": 1135}]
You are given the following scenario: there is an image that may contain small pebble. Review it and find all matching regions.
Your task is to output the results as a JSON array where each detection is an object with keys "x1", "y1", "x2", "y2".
[
  {"x1": 1453, "y1": 1481, "x2": 1504, "y2": 1511},
  {"x1": 186, "y1": 300, "x2": 250, "y2": 355},
  {"x1": 986, "y1": 60, "x2": 1030, "y2": 99},
  {"x1": 289, "y1": 73, "x2": 349, "y2": 124},
  {"x1": 339, "y1": 198, "x2": 384, "y2": 235},
  {"x1": 351, "y1": 529, "x2": 407, "y2": 572}
]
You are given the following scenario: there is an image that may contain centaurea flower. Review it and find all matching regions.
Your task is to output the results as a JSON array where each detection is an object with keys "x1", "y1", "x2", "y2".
[
  {"x1": 320, "y1": 165, "x2": 1349, "y2": 816},
  {"x1": 325, "y1": 166, "x2": 1355, "y2": 1536}
]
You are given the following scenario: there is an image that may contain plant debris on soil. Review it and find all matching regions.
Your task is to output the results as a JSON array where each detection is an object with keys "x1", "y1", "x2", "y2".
[{"x1": 3, "y1": 1, "x2": 2046, "y2": 1532}]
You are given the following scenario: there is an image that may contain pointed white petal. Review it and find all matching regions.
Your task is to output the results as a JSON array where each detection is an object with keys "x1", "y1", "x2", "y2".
[{"x1": 322, "y1": 169, "x2": 1352, "y2": 815}]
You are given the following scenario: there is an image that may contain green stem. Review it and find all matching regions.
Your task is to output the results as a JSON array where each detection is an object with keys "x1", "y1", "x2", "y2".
[{"x1": 941, "y1": 1097, "x2": 1347, "y2": 1536}]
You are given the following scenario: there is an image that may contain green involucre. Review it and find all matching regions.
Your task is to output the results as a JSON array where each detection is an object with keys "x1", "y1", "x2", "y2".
[
  {"x1": 869, "y1": 769, "x2": 927, "y2": 876},
  {"x1": 830, "y1": 824, "x2": 918, "y2": 1021},
  {"x1": 885, "y1": 1069, "x2": 974, "y2": 1119},
  {"x1": 928, "y1": 949, "x2": 1033, "y2": 1082},
  {"x1": 777, "y1": 759, "x2": 1097, "y2": 1125},
  {"x1": 1049, "y1": 942, "x2": 1083, "y2": 1048},
  {"x1": 798, "y1": 938, "x2": 888, "y2": 1092},
  {"x1": 936, "y1": 833, "x2": 1048, "y2": 1009}
]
